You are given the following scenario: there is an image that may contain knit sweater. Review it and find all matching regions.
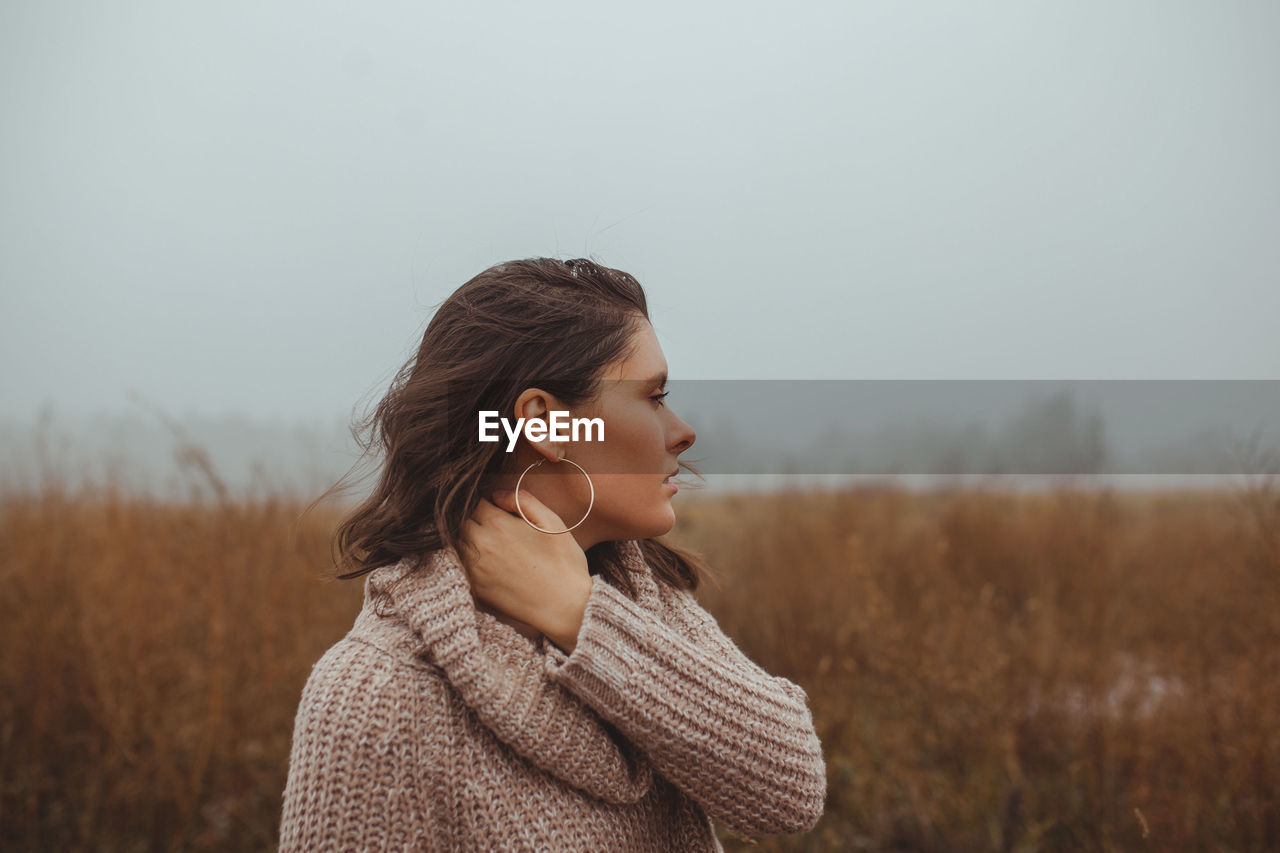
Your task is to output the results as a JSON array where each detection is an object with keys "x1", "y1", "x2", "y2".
[{"x1": 278, "y1": 539, "x2": 827, "y2": 851}]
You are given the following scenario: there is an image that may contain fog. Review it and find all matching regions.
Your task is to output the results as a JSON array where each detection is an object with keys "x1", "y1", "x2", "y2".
[{"x1": 3, "y1": 2, "x2": 1277, "y2": 494}]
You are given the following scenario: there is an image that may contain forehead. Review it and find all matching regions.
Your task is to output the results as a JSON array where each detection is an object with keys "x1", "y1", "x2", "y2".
[{"x1": 602, "y1": 319, "x2": 667, "y2": 382}]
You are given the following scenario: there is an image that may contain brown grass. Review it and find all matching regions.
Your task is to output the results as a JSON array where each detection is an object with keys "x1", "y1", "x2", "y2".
[{"x1": 2, "y1": 468, "x2": 1277, "y2": 851}]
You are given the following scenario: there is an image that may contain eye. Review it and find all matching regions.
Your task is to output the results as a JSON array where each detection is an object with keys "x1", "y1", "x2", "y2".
[{"x1": 650, "y1": 391, "x2": 670, "y2": 407}]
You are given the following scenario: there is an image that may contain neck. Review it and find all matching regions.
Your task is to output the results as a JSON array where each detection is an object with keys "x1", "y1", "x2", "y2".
[{"x1": 480, "y1": 475, "x2": 602, "y2": 550}]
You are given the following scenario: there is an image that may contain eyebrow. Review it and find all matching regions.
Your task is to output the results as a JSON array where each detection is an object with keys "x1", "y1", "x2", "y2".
[{"x1": 641, "y1": 371, "x2": 668, "y2": 389}]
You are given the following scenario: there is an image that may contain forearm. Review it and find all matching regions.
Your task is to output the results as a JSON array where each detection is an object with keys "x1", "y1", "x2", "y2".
[
  {"x1": 540, "y1": 579, "x2": 827, "y2": 836},
  {"x1": 538, "y1": 574, "x2": 594, "y2": 655}
]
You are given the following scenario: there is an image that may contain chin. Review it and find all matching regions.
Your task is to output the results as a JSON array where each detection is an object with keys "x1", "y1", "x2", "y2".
[
  {"x1": 597, "y1": 495, "x2": 677, "y2": 541},
  {"x1": 641, "y1": 505, "x2": 677, "y2": 538},
  {"x1": 605, "y1": 511, "x2": 675, "y2": 542}
]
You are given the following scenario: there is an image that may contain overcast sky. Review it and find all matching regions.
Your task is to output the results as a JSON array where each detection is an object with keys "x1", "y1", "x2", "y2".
[{"x1": 3, "y1": 1, "x2": 1278, "y2": 427}]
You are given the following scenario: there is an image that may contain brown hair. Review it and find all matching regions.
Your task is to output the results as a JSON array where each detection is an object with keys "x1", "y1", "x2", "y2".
[{"x1": 314, "y1": 257, "x2": 708, "y2": 604}]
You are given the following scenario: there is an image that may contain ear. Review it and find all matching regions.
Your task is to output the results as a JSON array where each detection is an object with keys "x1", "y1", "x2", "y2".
[
  {"x1": 511, "y1": 387, "x2": 566, "y2": 463},
  {"x1": 512, "y1": 387, "x2": 559, "y2": 422}
]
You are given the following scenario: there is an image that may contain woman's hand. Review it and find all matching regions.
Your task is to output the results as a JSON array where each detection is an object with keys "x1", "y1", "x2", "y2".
[{"x1": 458, "y1": 488, "x2": 593, "y2": 654}]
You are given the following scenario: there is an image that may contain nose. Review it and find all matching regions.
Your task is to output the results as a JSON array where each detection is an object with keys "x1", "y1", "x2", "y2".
[{"x1": 669, "y1": 413, "x2": 696, "y2": 455}]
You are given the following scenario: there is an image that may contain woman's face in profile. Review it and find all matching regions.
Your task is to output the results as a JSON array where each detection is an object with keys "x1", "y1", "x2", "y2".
[{"x1": 519, "y1": 319, "x2": 696, "y2": 547}]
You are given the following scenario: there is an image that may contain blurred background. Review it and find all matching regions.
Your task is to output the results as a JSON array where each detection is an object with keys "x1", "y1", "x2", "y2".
[{"x1": 2, "y1": 1, "x2": 1278, "y2": 850}]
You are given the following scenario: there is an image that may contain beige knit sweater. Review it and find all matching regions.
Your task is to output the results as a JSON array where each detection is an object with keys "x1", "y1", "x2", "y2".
[{"x1": 278, "y1": 539, "x2": 827, "y2": 851}]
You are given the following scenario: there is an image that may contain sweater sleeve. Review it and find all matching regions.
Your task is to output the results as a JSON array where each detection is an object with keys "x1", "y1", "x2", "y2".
[
  {"x1": 279, "y1": 640, "x2": 448, "y2": 852},
  {"x1": 540, "y1": 577, "x2": 827, "y2": 836}
]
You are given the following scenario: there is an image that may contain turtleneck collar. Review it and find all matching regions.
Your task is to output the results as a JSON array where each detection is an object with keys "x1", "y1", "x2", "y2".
[{"x1": 351, "y1": 539, "x2": 662, "y2": 805}]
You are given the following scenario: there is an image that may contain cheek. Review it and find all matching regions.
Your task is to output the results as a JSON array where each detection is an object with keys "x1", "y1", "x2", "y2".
[
  {"x1": 592, "y1": 475, "x2": 662, "y2": 516},
  {"x1": 586, "y1": 473, "x2": 676, "y2": 539},
  {"x1": 582, "y1": 413, "x2": 662, "y2": 473}
]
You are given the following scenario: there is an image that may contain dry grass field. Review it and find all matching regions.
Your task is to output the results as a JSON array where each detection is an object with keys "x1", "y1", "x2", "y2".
[{"x1": 2, "y1": 464, "x2": 1277, "y2": 851}]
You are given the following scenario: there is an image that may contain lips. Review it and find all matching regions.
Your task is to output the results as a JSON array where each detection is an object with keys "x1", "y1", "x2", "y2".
[{"x1": 662, "y1": 468, "x2": 679, "y2": 483}]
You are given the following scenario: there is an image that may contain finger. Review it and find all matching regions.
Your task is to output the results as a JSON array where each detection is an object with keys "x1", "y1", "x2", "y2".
[
  {"x1": 470, "y1": 498, "x2": 505, "y2": 523},
  {"x1": 490, "y1": 489, "x2": 519, "y2": 514},
  {"x1": 469, "y1": 498, "x2": 514, "y2": 531},
  {"x1": 503, "y1": 487, "x2": 569, "y2": 530}
]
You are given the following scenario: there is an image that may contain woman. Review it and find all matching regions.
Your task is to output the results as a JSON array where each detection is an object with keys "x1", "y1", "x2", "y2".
[{"x1": 278, "y1": 258, "x2": 827, "y2": 851}]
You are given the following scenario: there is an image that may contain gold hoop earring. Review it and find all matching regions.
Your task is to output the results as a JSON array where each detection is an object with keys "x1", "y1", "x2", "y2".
[{"x1": 514, "y1": 456, "x2": 594, "y2": 534}]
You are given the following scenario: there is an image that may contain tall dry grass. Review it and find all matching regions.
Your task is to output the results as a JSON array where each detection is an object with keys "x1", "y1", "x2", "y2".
[
  {"x1": 0, "y1": 469, "x2": 359, "y2": 851},
  {"x1": 1, "y1": 462, "x2": 1277, "y2": 850}
]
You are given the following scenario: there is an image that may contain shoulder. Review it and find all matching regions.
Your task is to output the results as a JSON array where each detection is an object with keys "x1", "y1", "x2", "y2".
[
  {"x1": 290, "y1": 635, "x2": 458, "y2": 767},
  {"x1": 287, "y1": 637, "x2": 457, "y2": 800},
  {"x1": 282, "y1": 638, "x2": 456, "y2": 850},
  {"x1": 297, "y1": 634, "x2": 451, "y2": 716}
]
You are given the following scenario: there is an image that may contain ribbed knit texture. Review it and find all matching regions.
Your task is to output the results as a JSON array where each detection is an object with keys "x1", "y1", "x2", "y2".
[{"x1": 278, "y1": 539, "x2": 827, "y2": 851}]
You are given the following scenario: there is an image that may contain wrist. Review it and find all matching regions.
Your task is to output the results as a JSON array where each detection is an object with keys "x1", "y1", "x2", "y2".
[{"x1": 544, "y1": 574, "x2": 594, "y2": 655}]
